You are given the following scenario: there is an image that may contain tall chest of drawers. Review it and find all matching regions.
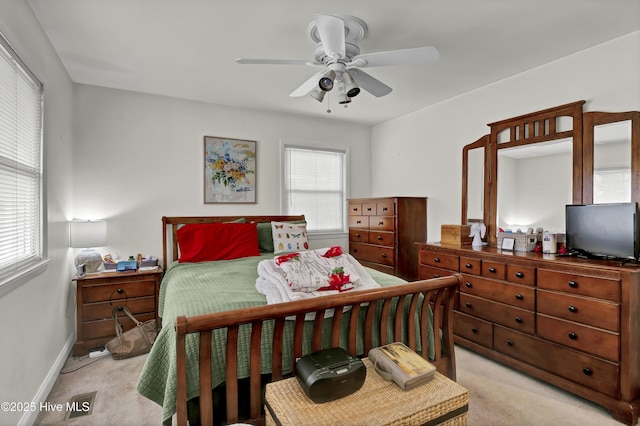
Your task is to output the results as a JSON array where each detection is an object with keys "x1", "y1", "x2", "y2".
[
  {"x1": 418, "y1": 242, "x2": 640, "y2": 425},
  {"x1": 348, "y1": 197, "x2": 426, "y2": 281}
]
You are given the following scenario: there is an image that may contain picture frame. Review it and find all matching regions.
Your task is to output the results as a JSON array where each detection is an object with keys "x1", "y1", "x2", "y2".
[
  {"x1": 204, "y1": 136, "x2": 256, "y2": 204},
  {"x1": 501, "y1": 237, "x2": 516, "y2": 251}
]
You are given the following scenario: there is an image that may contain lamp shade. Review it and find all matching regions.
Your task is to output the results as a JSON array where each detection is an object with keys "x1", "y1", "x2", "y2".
[{"x1": 70, "y1": 220, "x2": 107, "y2": 248}]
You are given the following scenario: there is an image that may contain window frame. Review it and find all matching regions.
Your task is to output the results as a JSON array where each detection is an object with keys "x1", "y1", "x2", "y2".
[
  {"x1": 0, "y1": 32, "x2": 48, "y2": 297},
  {"x1": 280, "y1": 141, "x2": 350, "y2": 236}
]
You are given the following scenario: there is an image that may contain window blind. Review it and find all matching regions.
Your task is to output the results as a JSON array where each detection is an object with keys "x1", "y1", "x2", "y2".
[
  {"x1": 283, "y1": 145, "x2": 347, "y2": 233},
  {"x1": 0, "y1": 34, "x2": 43, "y2": 285}
]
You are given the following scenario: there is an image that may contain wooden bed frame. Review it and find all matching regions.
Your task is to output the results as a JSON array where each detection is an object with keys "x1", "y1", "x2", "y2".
[{"x1": 161, "y1": 216, "x2": 462, "y2": 426}]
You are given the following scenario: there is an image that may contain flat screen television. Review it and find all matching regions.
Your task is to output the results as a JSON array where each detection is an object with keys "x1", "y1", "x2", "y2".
[{"x1": 565, "y1": 202, "x2": 640, "y2": 260}]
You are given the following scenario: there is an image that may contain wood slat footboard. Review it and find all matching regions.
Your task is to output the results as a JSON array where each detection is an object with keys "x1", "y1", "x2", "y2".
[{"x1": 175, "y1": 274, "x2": 462, "y2": 426}]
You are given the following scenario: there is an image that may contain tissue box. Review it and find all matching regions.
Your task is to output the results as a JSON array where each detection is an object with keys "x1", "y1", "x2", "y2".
[{"x1": 441, "y1": 225, "x2": 472, "y2": 245}]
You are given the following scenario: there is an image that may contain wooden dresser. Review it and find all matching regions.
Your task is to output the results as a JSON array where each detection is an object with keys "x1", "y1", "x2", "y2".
[
  {"x1": 72, "y1": 269, "x2": 162, "y2": 356},
  {"x1": 418, "y1": 242, "x2": 640, "y2": 425},
  {"x1": 348, "y1": 197, "x2": 426, "y2": 281}
]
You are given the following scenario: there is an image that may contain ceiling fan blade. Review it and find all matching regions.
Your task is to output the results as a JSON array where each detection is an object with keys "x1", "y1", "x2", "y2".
[
  {"x1": 348, "y1": 69, "x2": 392, "y2": 97},
  {"x1": 236, "y1": 58, "x2": 320, "y2": 66},
  {"x1": 351, "y1": 46, "x2": 440, "y2": 68},
  {"x1": 289, "y1": 71, "x2": 326, "y2": 97},
  {"x1": 314, "y1": 14, "x2": 346, "y2": 58}
]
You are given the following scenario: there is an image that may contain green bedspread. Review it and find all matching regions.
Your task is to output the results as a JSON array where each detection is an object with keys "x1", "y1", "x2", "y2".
[{"x1": 136, "y1": 254, "x2": 416, "y2": 422}]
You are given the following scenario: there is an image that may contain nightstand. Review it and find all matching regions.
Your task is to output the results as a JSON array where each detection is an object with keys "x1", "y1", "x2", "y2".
[{"x1": 72, "y1": 268, "x2": 162, "y2": 356}]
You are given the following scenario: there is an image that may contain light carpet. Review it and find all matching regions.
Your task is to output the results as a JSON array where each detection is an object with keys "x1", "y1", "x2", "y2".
[{"x1": 34, "y1": 346, "x2": 624, "y2": 425}]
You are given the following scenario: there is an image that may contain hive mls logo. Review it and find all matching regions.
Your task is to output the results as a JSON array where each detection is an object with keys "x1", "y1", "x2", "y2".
[{"x1": 67, "y1": 401, "x2": 91, "y2": 412}]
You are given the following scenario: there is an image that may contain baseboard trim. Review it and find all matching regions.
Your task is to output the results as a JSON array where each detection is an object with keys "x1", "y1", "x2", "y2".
[{"x1": 18, "y1": 333, "x2": 75, "y2": 426}]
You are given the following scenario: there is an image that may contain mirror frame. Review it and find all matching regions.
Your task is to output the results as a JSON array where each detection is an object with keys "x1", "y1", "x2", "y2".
[
  {"x1": 486, "y1": 101, "x2": 586, "y2": 246},
  {"x1": 461, "y1": 134, "x2": 490, "y2": 225},
  {"x1": 583, "y1": 111, "x2": 640, "y2": 204}
]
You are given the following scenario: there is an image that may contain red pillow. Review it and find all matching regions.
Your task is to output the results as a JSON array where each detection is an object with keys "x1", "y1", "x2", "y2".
[{"x1": 177, "y1": 222, "x2": 260, "y2": 262}]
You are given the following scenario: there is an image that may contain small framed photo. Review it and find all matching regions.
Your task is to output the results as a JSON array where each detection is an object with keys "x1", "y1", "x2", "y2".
[{"x1": 501, "y1": 237, "x2": 516, "y2": 251}]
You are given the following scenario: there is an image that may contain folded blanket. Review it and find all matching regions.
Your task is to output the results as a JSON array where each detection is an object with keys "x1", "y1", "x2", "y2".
[
  {"x1": 274, "y1": 246, "x2": 361, "y2": 292},
  {"x1": 256, "y1": 249, "x2": 381, "y2": 307}
]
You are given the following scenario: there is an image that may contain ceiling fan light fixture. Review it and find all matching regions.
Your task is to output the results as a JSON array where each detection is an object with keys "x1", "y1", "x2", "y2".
[
  {"x1": 338, "y1": 92, "x2": 351, "y2": 105},
  {"x1": 309, "y1": 88, "x2": 326, "y2": 102},
  {"x1": 318, "y1": 70, "x2": 336, "y2": 91},
  {"x1": 342, "y1": 71, "x2": 360, "y2": 97}
]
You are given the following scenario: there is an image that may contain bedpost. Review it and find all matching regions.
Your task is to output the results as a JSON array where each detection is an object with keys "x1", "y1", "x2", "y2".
[{"x1": 175, "y1": 316, "x2": 188, "y2": 426}]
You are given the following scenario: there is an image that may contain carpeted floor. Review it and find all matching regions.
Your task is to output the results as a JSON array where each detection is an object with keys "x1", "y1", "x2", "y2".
[{"x1": 35, "y1": 345, "x2": 624, "y2": 425}]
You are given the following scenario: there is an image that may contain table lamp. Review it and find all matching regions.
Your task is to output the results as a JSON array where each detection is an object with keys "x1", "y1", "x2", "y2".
[{"x1": 70, "y1": 220, "x2": 107, "y2": 273}]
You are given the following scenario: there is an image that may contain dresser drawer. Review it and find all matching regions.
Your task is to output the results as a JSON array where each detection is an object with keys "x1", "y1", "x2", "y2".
[
  {"x1": 459, "y1": 257, "x2": 481, "y2": 275},
  {"x1": 376, "y1": 200, "x2": 395, "y2": 216},
  {"x1": 459, "y1": 293, "x2": 534, "y2": 334},
  {"x1": 83, "y1": 296, "x2": 156, "y2": 322},
  {"x1": 362, "y1": 202, "x2": 377, "y2": 215},
  {"x1": 537, "y1": 290, "x2": 619, "y2": 332},
  {"x1": 419, "y1": 265, "x2": 456, "y2": 280},
  {"x1": 368, "y1": 230, "x2": 394, "y2": 247},
  {"x1": 460, "y1": 275, "x2": 535, "y2": 310},
  {"x1": 482, "y1": 261, "x2": 506, "y2": 280},
  {"x1": 82, "y1": 312, "x2": 156, "y2": 341},
  {"x1": 349, "y1": 243, "x2": 394, "y2": 266},
  {"x1": 454, "y1": 310, "x2": 493, "y2": 348},
  {"x1": 368, "y1": 216, "x2": 394, "y2": 231},
  {"x1": 419, "y1": 251, "x2": 459, "y2": 271},
  {"x1": 349, "y1": 216, "x2": 369, "y2": 228},
  {"x1": 537, "y1": 269, "x2": 620, "y2": 302},
  {"x1": 82, "y1": 279, "x2": 155, "y2": 303},
  {"x1": 494, "y1": 325, "x2": 619, "y2": 397},
  {"x1": 505, "y1": 264, "x2": 536, "y2": 286},
  {"x1": 349, "y1": 229, "x2": 369, "y2": 243},
  {"x1": 349, "y1": 203, "x2": 363, "y2": 216},
  {"x1": 537, "y1": 314, "x2": 620, "y2": 362}
]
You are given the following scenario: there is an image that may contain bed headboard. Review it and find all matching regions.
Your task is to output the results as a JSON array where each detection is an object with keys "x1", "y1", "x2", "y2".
[{"x1": 161, "y1": 215, "x2": 306, "y2": 269}]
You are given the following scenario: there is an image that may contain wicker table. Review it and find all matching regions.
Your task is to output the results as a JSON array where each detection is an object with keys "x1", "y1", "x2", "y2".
[{"x1": 265, "y1": 358, "x2": 468, "y2": 426}]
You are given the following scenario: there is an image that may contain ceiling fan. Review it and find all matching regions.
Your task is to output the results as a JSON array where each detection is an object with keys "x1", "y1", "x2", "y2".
[{"x1": 235, "y1": 14, "x2": 439, "y2": 106}]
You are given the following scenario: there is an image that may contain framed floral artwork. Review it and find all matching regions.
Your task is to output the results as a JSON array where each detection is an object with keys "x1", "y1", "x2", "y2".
[{"x1": 204, "y1": 136, "x2": 256, "y2": 203}]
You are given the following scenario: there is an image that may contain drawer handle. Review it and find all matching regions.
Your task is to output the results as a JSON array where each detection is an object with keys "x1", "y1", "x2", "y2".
[
  {"x1": 568, "y1": 332, "x2": 578, "y2": 340},
  {"x1": 465, "y1": 282, "x2": 473, "y2": 288},
  {"x1": 489, "y1": 267, "x2": 496, "y2": 273},
  {"x1": 465, "y1": 263, "x2": 472, "y2": 269},
  {"x1": 382, "y1": 207, "x2": 388, "y2": 211},
  {"x1": 434, "y1": 257, "x2": 441, "y2": 263},
  {"x1": 355, "y1": 233, "x2": 361, "y2": 238},
  {"x1": 568, "y1": 305, "x2": 578, "y2": 313},
  {"x1": 356, "y1": 220, "x2": 362, "y2": 224},
  {"x1": 352, "y1": 207, "x2": 358, "y2": 212},
  {"x1": 465, "y1": 302, "x2": 472, "y2": 308},
  {"x1": 568, "y1": 280, "x2": 578, "y2": 288},
  {"x1": 515, "y1": 316, "x2": 523, "y2": 323},
  {"x1": 507, "y1": 340, "x2": 514, "y2": 347},
  {"x1": 515, "y1": 293, "x2": 523, "y2": 300},
  {"x1": 583, "y1": 368, "x2": 593, "y2": 376},
  {"x1": 378, "y1": 221, "x2": 384, "y2": 226},
  {"x1": 434, "y1": 274, "x2": 440, "y2": 278},
  {"x1": 367, "y1": 207, "x2": 372, "y2": 211},
  {"x1": 377, "y1": 236, "x2": 382, "y2": 240},
  {"x1": 381, "y1": 253, "x2": 387, "y2": 258},
  {"x1": 471, "y1": 328, "x2": 478, "y2": 334},
  {"x1": 117, "y1": 288, "x2": 124, "y2": 294},
  {"x1": 117, "y1": 306, "x2": 124, "y2": 312},
  {"x1": 352, "y1": 249, "x2": 358, "y2": 253},
  {"x1": 515, "y1": 272, "x2": 524, "y2": 279}
]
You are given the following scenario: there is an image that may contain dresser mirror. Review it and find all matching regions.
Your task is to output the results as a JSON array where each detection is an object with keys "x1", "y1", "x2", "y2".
[
  {"x1": 583, "y1": 111, "x2": 640, "y2": 205},
  {"x1": 461, "y1": 135, "x2": 488, "y2": 225}
]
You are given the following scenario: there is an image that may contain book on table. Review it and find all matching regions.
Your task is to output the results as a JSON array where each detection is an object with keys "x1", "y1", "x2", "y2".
[{"x1": 368, "y1": 342, "x2": 436, "y2": 390}]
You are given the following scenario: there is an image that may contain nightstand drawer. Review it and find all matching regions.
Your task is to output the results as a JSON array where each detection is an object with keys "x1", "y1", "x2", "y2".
[
  {"x1": 83, "y1": 296, "x2": 156, "y2": 322},
  {"x1": 83, "y1": 279, "x2": 155, "y2": 303},
  {"x1": 83, "y1": 312, "x2": 156, "y2": 340}
]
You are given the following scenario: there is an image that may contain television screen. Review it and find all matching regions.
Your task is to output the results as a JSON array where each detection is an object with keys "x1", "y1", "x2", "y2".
[{"x1": 566, "y1": 202, "x2": 639, "y2": 259}]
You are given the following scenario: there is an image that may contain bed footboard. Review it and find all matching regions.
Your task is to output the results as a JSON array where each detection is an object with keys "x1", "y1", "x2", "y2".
[{"x1": 175, "y1": 274, "x2": 462, "y2": 426}]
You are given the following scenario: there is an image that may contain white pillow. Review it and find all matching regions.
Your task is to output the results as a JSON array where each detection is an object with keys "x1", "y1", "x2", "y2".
[{"x1": 271, "y1": 221, "x2": 309, "y2": 254}]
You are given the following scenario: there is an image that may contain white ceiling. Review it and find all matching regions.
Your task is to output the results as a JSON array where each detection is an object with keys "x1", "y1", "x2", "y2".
[{"x1": 28, "y1": 0, "x2": 640, "y2": 126}]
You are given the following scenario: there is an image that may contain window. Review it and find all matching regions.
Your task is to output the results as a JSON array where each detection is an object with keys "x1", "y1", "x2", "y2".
[
  {"x1": 282, "y1": 145, "x2": 348, "y2": 234},
  {"x1": 0, "y1": 33, "x2": 45, "y2": 296}
]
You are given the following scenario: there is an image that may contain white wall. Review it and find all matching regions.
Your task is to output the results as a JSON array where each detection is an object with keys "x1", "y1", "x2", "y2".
[
  {"x1": 0, "y1": 2, "x2": 75, "y2": 425},
  {"x1": 72, "y1": 85, "x2": 372, "y2": 262},
  {"x1": 371, "y1": 32, "x2": 640, "y2": 242}
]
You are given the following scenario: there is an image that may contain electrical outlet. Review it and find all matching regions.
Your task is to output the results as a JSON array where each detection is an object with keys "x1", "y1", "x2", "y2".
[{"x1": 88, "y1": 347, "x2": 110, "y2": 359}]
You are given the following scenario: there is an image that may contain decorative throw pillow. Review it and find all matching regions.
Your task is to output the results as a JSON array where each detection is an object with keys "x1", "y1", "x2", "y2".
[
  {"x1": 257, "y1": 220, "x2": 307, "y2": 252},
  {"x1": 177, "y1": 222, "x2": 259, "y2": 262},
  {"x1": 271, "y1": 221, "x2": 309, "y2": 254}
]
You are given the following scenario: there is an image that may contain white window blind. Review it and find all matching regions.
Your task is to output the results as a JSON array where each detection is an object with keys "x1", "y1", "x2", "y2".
[
  {"x1": 0, "y1": 34, "x2": 44, "y2": 287},
  {"x1": 283, "y1": 145, "x2": 347, "y2": 233}
]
